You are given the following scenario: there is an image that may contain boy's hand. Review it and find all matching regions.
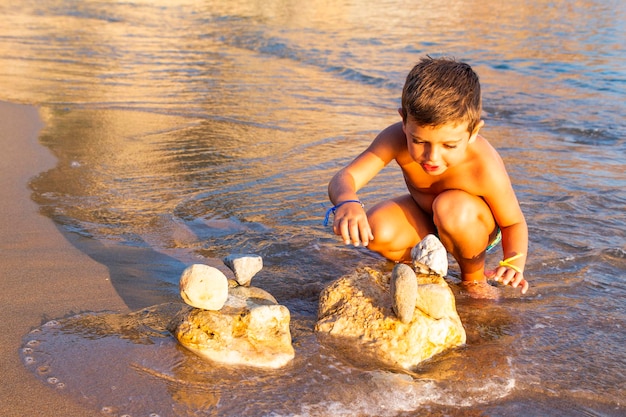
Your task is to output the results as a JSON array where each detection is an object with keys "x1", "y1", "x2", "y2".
[
  {"x1": 332, "y1": 203, "x2": 374, "y2": 247},
  {"x1": 486, "y1": 267, "x2": 529, "y2": 294}
]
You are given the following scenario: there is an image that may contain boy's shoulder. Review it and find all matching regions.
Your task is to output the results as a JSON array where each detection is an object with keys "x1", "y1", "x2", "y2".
[
  {"x1": 371, "y1": 122, "x2": 408, "y2": 152},
  {"x1": 364, "y1": 122, "x2": 409, "y2": 162},
  {"x1": 460, "y1": 136, "x2": 510, "y2": 190},
  {"x1": 470, "y1": 136, "x2": 506, "y2": 170},
  {"x1": 375, "y1": 121, "x2": 405, "y2": 142}
]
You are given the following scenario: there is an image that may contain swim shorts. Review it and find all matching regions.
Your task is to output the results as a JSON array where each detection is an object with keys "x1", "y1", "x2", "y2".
[{"x1": 486, "y1": 227, "x2": 502, "y2": 253}]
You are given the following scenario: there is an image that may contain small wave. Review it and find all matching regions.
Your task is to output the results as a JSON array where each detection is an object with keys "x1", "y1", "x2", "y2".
[
  {"x1": 603, "y1": 247, "x2": 626, "y2": 260},
  {"x1": 551, "y1": 124, "x2": 623, "y2": 146},
  {"x1": 325, "y1": 65, "x2": 389, "y2": 86},
  {"x1": 270, "y1": 370, "x2": 516, "y2": 417},
  {"x1": 216, "y1": 30, "x2": 392, "y2": 90},
  {"x1": 52, "y1": 4, "x2": 124, "y2": 24}
]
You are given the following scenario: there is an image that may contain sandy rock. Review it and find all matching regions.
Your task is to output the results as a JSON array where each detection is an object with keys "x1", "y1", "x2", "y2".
[
  {"x1": 411, "y1": 234, "x2": 448, "y2": 276},
  {"x1": 223, "y1": 254, "x2": 263, "y2": 286},
  {"x1": 228, "y1": 285, "x2": 278, "y2": 305},
  {"x1": 179, "y1": 264, "x2": 229, "y2": 310},
  {"x1": 315, "y1": 267, "x2": 465, "y2": 370},
  {"x1": 169, "y1": 299, "x2": 294, "y2": 368}
]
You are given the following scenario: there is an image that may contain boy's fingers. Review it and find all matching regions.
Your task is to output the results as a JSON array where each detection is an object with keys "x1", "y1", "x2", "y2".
[
  {"x1": 494, "y1": 268, "x2": 515, "y2": 284},
  {"x1": 516, "y1": 278, "x2": 529, "y2": 293},
  {"x1": 359, "y1": 229, "x2": 370, "y2": 246},
  {"x1": 487, "y1": 266, "x2": 529, "y2": 294},
  {"x1": 332, "y1": 216, "x2": 341, "y2": 235},
  {"x1": 504, "y1": 271, "x2": 518, "y2": 285},
  {"x1": 490, "y1": 267, "x2": 507, "y2": 281},
  {"x1": 334, "y1": 213, "x2": 371, "y2": 247},
  {"x1": 511, "y1": 276, "x2": 520, "y2": 287},
  {"x1": 335, "y1": 218, "x2": 351, "y2": 244},
  {"x1": 359, "y1": 221, "x2": 373, "y2": 246},
  {"x1": 349, "y1": 222, "x2": 361, "y2": 246},
  {"x1": 507, "y1": 275, "x2": 530, "y2": 294}
]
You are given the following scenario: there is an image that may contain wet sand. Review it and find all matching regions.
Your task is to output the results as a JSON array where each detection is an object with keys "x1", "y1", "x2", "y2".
[{"x1": 0, "y1": 101, "x2": 128, "y2": 416}]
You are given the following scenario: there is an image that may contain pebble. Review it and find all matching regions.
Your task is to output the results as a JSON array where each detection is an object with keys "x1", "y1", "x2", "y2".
[{"x1": 223, "y1": 254, "x2": 263, "y2": 286}]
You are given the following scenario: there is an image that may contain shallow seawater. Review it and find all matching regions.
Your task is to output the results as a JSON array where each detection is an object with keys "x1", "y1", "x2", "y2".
[
  {"x1": 2, "y1": 0, "x2": 625, "y2": 415},
  {"x1": 20, "y1": 303, "x2": 520, "y2": 417}
]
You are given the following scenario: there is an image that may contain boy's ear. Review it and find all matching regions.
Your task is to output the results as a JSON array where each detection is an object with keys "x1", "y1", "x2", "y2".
[
  {"x1": 468, "y1": 120, "x2": 485, "y2": 143},
  {"x1": 398, "y1": 108, "x2": 407, "y2": 133}
]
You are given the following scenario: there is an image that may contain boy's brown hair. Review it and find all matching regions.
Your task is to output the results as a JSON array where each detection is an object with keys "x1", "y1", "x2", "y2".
[{"x1": 400, "y1": 56, "x2": 482, "y2": 133}]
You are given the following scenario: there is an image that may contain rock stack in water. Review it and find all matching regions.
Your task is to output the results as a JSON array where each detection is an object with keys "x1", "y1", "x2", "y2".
[
  {"x1": 169, "y1": 254, "x2": 295, "y2": 369},
  {"x1": 315, "y1": 266, "x2": 466, "y2": 371}
]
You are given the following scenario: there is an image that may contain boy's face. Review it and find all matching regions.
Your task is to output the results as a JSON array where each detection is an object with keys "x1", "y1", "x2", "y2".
[{"x1": 401, "y1": 114, "x2": 483, "y2": 176}]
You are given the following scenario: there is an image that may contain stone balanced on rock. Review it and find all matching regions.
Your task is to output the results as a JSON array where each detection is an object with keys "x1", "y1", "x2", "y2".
[
  {"x1": 315, "y1": 235, "x2": 466, "y2": 371},
  {"x1": 169, "y1": 254, "x2": 295, "y2": 369}
]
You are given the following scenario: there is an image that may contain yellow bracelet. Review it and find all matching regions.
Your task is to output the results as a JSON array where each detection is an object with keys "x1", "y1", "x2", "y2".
[{"x1": 499, "y1": 253, "x2": 524, "y2": 273}]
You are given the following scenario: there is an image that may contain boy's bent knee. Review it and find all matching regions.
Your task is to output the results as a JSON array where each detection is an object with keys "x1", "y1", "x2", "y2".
[
  {"x1": 365, "y1": 197, "x2": 428, "y2": 262},
  {"x1": 433, "y1": 190, "x2": 475, "y2": 219},
  {"x1": 433, "y1": 190, "x2": 493, "y2": 233},
  {"x1": 366, "y1": 217, "x2": 409, "y2": 261},
  {"x1": 367, "y1": 211, "x2": 396, "y2": 246}
]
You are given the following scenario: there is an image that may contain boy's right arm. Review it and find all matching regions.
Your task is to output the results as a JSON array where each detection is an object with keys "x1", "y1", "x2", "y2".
[
  {"x1": 328, "y1": 166, "x2": 375, "y2": 246},
  {"x1": 327, "y1": 123, "x2": 402, "y2": 246}
]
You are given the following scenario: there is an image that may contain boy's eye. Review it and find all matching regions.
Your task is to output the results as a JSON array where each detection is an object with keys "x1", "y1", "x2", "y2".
[{"x1": 444, "y1": 144, "x2": 458, "y2": 149}]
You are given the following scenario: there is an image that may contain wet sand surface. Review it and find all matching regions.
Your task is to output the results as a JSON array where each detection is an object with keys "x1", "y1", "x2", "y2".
[{"x1": 0, "y1": 101, "x2": 128, "y2": 416}]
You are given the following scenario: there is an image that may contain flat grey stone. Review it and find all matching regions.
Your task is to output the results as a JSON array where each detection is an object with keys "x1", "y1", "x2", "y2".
[{"x1": 390, "y1": 263, "x2": 418, "y2": 323}]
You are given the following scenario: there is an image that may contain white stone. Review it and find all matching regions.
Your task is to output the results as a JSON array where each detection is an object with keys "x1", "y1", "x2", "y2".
[
  {"x1": 179, "y1": 264, "x2": 229, "y2": 310},
  {"x1": 223, "y1": 254, "x2": 263, "y2": 286},
  {"x1": 411, "y1": 234, "x2": 448, "y2": 277},
  {"x1": 315, "y1": 267, "x2": 465, "y2": 370}
]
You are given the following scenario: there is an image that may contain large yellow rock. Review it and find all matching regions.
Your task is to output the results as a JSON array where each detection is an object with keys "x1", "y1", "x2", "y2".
[
  {"x1": 315, "y1": 267, "x2": 466, "y2": 370},
  {"x1": 169, "y1": 294, "x2": 294, "y2": 369}
]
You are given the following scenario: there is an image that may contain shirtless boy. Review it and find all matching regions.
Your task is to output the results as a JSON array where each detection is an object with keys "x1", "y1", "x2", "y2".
[{"x1": 327, "y1": 57, "x2": 529, "y2": 306}]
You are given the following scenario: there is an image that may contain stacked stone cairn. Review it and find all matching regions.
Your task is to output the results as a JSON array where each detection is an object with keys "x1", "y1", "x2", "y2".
[
  {"x1": 315, "y1": 235, "x2": 467, "y2": 371},
  {"x1": 169, "y1": 254, "x2": 295, "y2": 369},
  {"x1": 170, "y1": 236, "x2": 466, "y2": 372}
]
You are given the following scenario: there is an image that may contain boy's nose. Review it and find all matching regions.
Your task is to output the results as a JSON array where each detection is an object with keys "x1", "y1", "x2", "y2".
[{"x1": 425, "y1": 145, "x2": 440, "y2": 162}]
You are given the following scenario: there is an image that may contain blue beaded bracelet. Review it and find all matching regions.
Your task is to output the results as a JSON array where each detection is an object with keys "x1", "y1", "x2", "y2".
[{"x1": 323, "y1": 200, "x2": 364, "y2": 226}]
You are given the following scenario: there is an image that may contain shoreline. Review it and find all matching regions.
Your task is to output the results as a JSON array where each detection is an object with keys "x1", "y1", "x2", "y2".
[{"x1": 0, "y1": 101, "x2": 128, "y2": 416}]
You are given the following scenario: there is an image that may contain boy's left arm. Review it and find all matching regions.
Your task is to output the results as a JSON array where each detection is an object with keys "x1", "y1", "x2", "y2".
[
  {"x1": 483, "y1": 168, "x2": 529, "y2": 294},
  {"x1": 493, "y1": 217, "x2": 529, "y2": 294}
]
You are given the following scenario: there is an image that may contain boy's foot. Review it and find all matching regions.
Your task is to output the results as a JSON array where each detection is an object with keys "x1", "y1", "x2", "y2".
[
  {"x1": 410, "y1": 234, "x2": 448, "y2": 277},
  {"x1": 390, "y1": 263, "x2": 418, "y2": 323},
  {"x1": 460, "y1": 280, "x2": 501, "y2": 299}
]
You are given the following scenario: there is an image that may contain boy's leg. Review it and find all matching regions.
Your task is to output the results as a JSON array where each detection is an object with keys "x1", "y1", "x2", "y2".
[
  {"x1": 366, "y1": 194, "x2": 435, "y2": 262},
  {"x1": 432, "y1": 190, "x2": 499, "y2": 295}
]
